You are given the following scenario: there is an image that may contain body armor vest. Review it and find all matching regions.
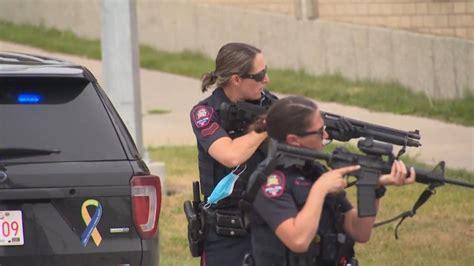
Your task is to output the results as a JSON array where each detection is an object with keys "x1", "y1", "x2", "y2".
[
  {"x1": 198, "y1": 89, "x2": 277, "y2": 209},
  {"x1": 252, "y1": 164, "x2": 355, "y2": 266}
]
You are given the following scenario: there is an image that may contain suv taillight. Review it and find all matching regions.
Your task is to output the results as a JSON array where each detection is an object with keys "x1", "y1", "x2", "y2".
[{"x1": 131, "y1": 175, "x2": 162, "y2": 239}]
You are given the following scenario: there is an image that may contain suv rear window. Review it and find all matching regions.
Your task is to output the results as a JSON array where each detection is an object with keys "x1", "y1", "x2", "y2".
[{"x1": 0, "y1": 77, "x2": 126, "y2": 163}]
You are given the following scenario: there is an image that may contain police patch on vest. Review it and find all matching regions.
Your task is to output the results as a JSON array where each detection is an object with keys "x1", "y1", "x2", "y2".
[
  {"x1": 262, "y1": 170, "x2": 285, "y2": 198},
  {"x1": 192, "y1": 105, "x2": 213, "y2": 128}
]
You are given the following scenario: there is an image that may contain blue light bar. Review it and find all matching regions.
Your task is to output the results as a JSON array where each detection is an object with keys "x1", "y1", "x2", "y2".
[{"x1": 17, "y1": 93, "x2": 42, "y2": 104}]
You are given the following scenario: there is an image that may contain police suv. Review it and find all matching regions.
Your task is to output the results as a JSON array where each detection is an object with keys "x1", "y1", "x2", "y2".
[{"x1": 0, "y1": 52, "x2": 161, "y2": 265}]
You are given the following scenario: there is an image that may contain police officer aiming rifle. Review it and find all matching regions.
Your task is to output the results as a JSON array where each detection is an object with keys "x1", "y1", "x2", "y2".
[{"x1": 247, "y1": 96, "x2": 417, "y2": 266}]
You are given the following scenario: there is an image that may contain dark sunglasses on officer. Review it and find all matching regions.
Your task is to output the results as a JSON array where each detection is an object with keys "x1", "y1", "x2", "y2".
[
  {"x1": 241, "y1": 65, "x2": 267, "y2": 82},
  {"x1": 298, "y1": 125, "x2": 326, "y2": 138},
  {"x1": 298, "y1": 125, "x2": 332, "y2": 145}
]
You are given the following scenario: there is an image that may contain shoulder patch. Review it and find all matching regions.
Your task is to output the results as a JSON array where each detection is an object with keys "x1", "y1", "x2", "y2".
[
  {"x1": 262, "y1": 170, "x2": 286, "y2": 198},
  {"x1": 192, "y1": 105, "x2": 214, "y2": 128},
  {"x1": 201, "y1": 122, "x2": 220, "y2": 137}
]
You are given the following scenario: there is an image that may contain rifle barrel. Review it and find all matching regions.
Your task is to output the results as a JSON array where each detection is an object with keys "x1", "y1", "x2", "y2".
[
  {"x1": 411, "y1": 167, "x2": 474, "y2": 188},
  {"x1": 444, "y1": 178, "x2": 474, "y2": 188},
  {"x1": 321, "y1": 111, "x2": 421, "y2": 147}
]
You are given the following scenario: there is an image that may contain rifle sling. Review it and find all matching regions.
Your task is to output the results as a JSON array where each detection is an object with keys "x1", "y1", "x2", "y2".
[
  {"x1": 240, "y1": 170, "x2": 268, "y2": 213},
  {"x1": 373, "y1": 183, "x2": 439, "y2": 239}
]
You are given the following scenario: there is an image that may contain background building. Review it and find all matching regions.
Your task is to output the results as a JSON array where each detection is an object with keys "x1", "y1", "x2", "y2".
[
  {"x1": 1, "y1": 0, "x2": 472, "y2": 98},
  {"x1": 193, "y1": 0, "x2": 473, "y2": 40}
]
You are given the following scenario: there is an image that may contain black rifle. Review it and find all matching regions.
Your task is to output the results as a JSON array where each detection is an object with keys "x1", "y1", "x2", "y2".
[
  {"x1": 241, "y1": 138, "x2": 473, "y2": 218},
  {"x1": 321, "y1": 111, "x2": 421, "y2": 147},
  {"x1": 219, "y1": 90, "x2": 277, "y2": 134},
  {"x1": 220, "y1": 101, "x2": 267, "y2": 134},
  {"x1": 219, "y1": 100, "x2": 422, "y2": 148},
  {"x1": 183, "y1": 181, "x2": 204, "y2": 257}
]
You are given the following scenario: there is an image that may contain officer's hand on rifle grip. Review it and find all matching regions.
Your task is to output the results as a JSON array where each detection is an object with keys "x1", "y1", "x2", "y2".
[
  {"x1": 379, "y1": 160, "x2": 416, "y2": 187},
  {"x1": 326, "y1": 117, "x2": 359, "y2": 142}
]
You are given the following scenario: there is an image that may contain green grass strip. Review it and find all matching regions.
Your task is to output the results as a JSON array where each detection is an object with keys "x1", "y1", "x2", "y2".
[
  {"x1": 0, "y1": 21, "x2": 102, "y2": 59},
  {"x1": 269, "y1": 70, "x2": 474, "y2": 126},
  {"x1": 1, "y1": 20, "x2": 472, "y2": 126},
  {"x1": 147, "y1": 109, "x2": 171, "y2": 115}
]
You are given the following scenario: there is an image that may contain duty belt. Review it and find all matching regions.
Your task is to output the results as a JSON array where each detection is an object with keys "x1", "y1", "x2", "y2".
[{"x1": 203, "y1": 208, "x2": 248, "y2": 237}]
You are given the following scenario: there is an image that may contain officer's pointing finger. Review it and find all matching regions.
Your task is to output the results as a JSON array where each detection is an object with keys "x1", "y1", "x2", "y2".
[{"x1": 336, "y1": 165, "x2": 361, "y2": 176}]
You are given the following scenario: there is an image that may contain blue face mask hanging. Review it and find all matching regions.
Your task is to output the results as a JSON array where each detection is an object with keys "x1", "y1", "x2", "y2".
[{"x1": 204, "y1": 165, "x2": 247, "y2": 208}]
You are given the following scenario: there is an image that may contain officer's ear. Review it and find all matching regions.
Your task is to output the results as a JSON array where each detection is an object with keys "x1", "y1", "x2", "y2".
[
  {"x1": 286, "y1": 134, "x2": 301, "y2": 146},
  {"x1": 229, "y1": 74, "x2": 242, "y2": 87}
]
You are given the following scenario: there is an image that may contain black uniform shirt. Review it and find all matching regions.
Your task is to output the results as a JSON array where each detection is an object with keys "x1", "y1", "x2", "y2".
[
  {"x1": 191, "y1": 88, "x2": 230, "y2": 152},
  {"x1": 190, "y1": 88, "x2": 277, "y2": 203},
  {"x1": 190, "y1": 88, "x2": 233, "y2": 197},
  {"x1": 251, "y1": 165, "x2": 354, "y2": 266},
  {"x1": 253, "y1": 165, "x2": 353, "y2": 232}
]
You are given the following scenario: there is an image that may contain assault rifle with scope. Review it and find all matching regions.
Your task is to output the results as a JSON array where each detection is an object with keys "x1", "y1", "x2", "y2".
[{"x1": 240, "y1": 138, "x2": 473, "y2": 220}]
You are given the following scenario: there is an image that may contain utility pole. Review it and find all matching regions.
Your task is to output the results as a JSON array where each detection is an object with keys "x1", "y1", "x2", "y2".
[
  {"x1": 100, "y1": 0, "x2": 143, "y2": 155},
  {"x1": 295, "y1": 0, "x2": 318, "y2": 20},
  {"x1": 100, "y1": 0, "x2": 166, "y2": 194}
]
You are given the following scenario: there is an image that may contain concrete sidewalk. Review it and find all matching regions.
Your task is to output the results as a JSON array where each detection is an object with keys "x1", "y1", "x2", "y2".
[{"x1": 1, "y1": 41, "x2": 473, "y2": 171}]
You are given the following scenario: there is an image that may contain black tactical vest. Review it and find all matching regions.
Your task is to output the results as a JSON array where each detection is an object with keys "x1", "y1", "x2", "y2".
[
  {"x1": 198, "y1": 89, "x2": 277, "y2": 209},
  {"x1": 252, "y1": 164, "x2": 355, "y2": 266}
]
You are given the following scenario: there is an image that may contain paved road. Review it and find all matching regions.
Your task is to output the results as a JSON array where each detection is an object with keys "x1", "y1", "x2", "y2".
[{"x1": 2, "y1": 41, "x2": 473, "y2": 171}]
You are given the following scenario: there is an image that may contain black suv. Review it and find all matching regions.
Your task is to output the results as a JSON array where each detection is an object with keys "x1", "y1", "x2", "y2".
[{"x1": 0, "y1": 52, "x2": 161, "y2": 265}]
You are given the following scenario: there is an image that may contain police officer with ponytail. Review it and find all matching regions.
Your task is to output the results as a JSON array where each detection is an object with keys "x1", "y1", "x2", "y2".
[
  {"x1": 250, "y1": 96, "x2": 416, "y2": 266},
  {"x1": 189, "y1": 43, "x2": 277, "y2": 266}
]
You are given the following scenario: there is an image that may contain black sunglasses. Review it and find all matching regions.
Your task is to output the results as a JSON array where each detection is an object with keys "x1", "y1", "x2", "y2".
[
  {"x1": 241, "y1": 66, "x2": 267, "y2": 82},
  {"x1": 298, "y1": 125, "x2": 326, "y2": 138}
]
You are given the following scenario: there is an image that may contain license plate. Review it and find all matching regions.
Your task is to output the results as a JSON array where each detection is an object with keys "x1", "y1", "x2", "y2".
[{"x1": 0, "y1": 211, "x2": 24, "y2": 246}]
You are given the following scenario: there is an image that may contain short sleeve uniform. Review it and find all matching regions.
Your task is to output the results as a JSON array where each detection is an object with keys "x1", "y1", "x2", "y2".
[
  {"x1": 251, "y1": 164, "x2": 353, "y2": 266},
  {"x1": 190, "y1": 89, "x2": 229, "y2": 152},
  {"x1": 189, "y1": 88, "x2": 277, "y2": 266},
  {"x1": 190, "y1": 88, "x2": 234, "y2": 197}
]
